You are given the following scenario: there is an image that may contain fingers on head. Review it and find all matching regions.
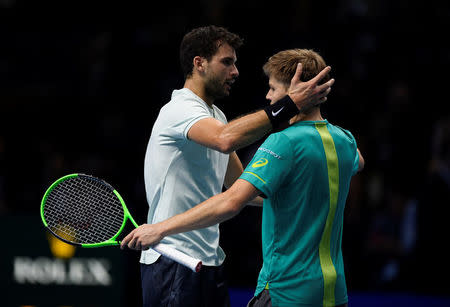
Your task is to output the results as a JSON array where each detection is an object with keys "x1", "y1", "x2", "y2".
[
  {"x1": 293, "y1": 63, "x2": 303, "y2": 80},
  {"x1": 313, "y1": 66, "x2": 332, "y2": 83},
  {"x1": 317, "y1": 81, "x2": 333, "y2": 93}
]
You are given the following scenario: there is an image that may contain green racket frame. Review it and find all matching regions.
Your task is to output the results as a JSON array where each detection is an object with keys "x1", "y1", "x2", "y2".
[{"x1": 40, "y1": 173, "x2": 139, "y2": 248}]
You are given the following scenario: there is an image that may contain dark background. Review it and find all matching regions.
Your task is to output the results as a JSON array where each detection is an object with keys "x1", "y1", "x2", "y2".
[{"x1": 1, "y1": 1, "x2": 449, "y2": 306}]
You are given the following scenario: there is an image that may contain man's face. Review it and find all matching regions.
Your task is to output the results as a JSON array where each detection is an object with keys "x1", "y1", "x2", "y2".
[
  {"x1": 266, "y1": 76, "x2": 289, "y2": 105},
  {"x1": 203, "y1": 43, "x2": 239, "y2": 99}
]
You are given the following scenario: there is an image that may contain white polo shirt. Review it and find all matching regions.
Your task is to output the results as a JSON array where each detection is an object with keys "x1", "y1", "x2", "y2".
[{"x1": 140, "y1": 88, "x2": 229, "y2": 266}]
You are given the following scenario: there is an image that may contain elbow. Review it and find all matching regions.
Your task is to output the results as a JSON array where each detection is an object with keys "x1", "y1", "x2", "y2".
[
  {"x1": 223, "y1": 201, "x2": 242, "y2": 219},
  {"x1": 358, "y1": 156, "x2": 365, "y2": 172},
  {"x1": 357, "y1": 149, "x2": 365, "y2": 172},
  {"x1": 216, "y1": 136, "x2": 236, "y2": 154},
  {"x1": 221, "y1": 193, "x2": 244, "y2": 219}
]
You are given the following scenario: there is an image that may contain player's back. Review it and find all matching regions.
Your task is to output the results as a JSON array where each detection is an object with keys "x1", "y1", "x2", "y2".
[{"x1": 253, "y1": 119, "x2": 360, "y2": 306}]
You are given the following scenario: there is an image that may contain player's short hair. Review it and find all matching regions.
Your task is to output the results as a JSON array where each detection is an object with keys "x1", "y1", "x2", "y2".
[
  {"x1": 180, "y1": 25, "x2": 244, "y2": 79},
  {"x1": 263, "y1": 49, "x2": 330, "y2": 86}
]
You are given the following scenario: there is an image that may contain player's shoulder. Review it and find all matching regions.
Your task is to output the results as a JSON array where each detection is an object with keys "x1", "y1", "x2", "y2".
[
  {"x1": 162, "y1": 89, "x2": 208, "y2": 114},
  {"x1": 168, "y1": 88, "x2": 200, "y2": 105},
  {"x1": 257, "y1": 133, "x2": 291, "y2": 161},
  {"x1": 281, "y1": 120, "x2": 322, "y2": 140},
  {"x1": 327, "y1": 122, "x2": 356, "y2": 144},
  {"x1": 263, "y1": 130, "x2": 294, "y2": 151}
]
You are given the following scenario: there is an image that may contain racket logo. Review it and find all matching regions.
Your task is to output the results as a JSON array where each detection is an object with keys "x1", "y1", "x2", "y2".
[{"x1": 252, "y1": 158, "x2": 268, "y2": 168}]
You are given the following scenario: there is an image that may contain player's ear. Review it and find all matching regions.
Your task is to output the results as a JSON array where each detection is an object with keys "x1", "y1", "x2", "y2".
[{"x1": 193, "y1": 56, "x2": 206, "y2": 73}]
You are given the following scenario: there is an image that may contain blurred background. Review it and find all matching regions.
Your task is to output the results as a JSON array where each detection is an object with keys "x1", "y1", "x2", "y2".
[{"x1": 1, "y1": 1, "x2": 449, "y2": 306}]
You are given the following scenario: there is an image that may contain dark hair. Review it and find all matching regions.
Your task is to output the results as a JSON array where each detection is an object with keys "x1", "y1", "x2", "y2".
[{"x1": 180, "y1": 25, "x2": 243, "y2": 78}]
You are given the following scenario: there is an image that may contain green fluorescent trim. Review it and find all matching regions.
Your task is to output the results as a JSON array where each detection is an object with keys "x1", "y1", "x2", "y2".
[
  {"x1": 82, "y1": 240, "x2": 120, "y2": 248},
  {"x1": 114, "y1": 189, "x2": 139, "y2": 228},
  {"x1": 315, "y1": 123, "x2": 339, "y2": 307},
  {"x1": 40, "y1": 173, "x2": 79, "y2": 227},
  {"x1": 99, "y1": 189, "x2": 134, "y2": 244},
  {"x1": 41, "y1": 174, "x2": 139, "y2": 248},
  {"x1": 243, "y1": 171, "x2": 266, "y2": 184}
]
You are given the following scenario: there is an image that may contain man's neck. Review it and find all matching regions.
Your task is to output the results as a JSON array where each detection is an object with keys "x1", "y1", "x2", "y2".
[
  {"x1": 184, "y1": 78, "x2": 214, "y2": 107},
  {"x1": 289, "y1": 108, "x2": 323, "y2": 124}
]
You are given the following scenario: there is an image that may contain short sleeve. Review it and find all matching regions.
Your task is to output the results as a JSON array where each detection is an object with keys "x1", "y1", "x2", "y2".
[
  {"x1": 160, "y1": 97, "x2": 211, "y2": 141},
  {"x1": 239, "y1": 133, "x2": 293, "y2": 198}
]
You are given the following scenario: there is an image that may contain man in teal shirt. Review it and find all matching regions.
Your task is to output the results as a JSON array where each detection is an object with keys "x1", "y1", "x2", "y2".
[
  {"x1": 240, "y1": 49, "x2": 364, "y2": 306},
  {"x1": 122, "y1": 49, "x2": 364, "y2": 307},
  {"x1": 241, "y1": 121, "x2": 360, "y2": 306}
]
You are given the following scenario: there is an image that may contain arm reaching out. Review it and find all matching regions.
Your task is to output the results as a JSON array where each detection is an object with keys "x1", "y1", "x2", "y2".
[
  {"x1": 121, "y1": 179, "x2": 261, "y2": 251},
  {"x1": 187, "y1": 64, "x2": 334, "y2": 154}
]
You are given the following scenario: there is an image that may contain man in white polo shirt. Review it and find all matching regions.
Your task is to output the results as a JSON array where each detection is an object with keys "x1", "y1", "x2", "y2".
[{"x1": 129, "y1": 25, "x2": 334, "y2": 307}]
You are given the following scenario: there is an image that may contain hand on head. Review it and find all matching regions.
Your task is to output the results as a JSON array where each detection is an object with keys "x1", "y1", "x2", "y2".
[{"x1": 288, "y1": 64, "x2": 334, "y2": 113}]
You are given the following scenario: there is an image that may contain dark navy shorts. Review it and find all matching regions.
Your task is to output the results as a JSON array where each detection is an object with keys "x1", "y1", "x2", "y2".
[{"x1": 141, "y1": 255, "x2": 230, "y2": 307}]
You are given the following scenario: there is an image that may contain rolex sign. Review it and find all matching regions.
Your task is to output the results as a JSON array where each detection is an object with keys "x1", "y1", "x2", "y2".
[{"x1": 1, "y1": 215, "x2": 125, "y2": 306}]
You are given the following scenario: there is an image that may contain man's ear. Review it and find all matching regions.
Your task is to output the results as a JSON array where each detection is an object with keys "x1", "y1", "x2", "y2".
[{"x1": 193, "y1": 56, "x2": 206, "y2": 73}]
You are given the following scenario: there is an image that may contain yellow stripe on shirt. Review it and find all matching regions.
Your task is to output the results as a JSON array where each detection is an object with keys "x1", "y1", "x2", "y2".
[
  {"x1": 315, "y1": 123, "x2": 339, "y2": 307},
  {"x1": 243, "y1": 171, "x2": 266, "y2": 184}
]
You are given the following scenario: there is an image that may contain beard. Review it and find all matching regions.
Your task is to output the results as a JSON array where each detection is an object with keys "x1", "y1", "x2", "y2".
[{"x1": 204, "y1": 76, "x2": 229, "y2": 100}]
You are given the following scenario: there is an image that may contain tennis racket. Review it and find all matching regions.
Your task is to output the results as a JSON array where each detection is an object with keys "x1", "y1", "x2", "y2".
[{"x1": 40, "y1": 173, "x2": 202, "y2": 272}]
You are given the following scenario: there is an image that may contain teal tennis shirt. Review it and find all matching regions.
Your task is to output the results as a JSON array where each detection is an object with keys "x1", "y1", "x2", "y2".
[{"x1": 240, "y1": 120, "x2": 360, "y2": 307}]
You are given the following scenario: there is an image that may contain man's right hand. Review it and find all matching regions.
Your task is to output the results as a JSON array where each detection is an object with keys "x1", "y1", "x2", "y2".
[
  {"x1": 120, "y1": 223, "x2": 164, "y2": 251},
  {"x1": 288, "y1": 63, "x2": 335, "y2": 113}
]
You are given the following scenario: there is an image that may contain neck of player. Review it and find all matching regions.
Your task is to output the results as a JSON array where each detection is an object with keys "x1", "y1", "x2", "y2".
[
  {"x1": 184, "y1": 78, "x2": 215, "y2": 107},
  {"x1": 290, "y1": 107, "x2": 323, "y2": 124}
]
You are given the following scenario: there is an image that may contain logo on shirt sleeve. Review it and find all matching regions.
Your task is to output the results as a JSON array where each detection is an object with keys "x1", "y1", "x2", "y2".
[
  {"x1": 257, "y1": 147, "x2": 282, "y2": 159},
  {"x1": 252, "y1": 158, "x2": 268, "y2": 168}
]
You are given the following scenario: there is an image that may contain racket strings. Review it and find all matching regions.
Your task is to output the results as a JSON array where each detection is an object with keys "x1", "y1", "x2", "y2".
[{"x1": 43, "y1": 176, "x2": 125, "y2": 244}]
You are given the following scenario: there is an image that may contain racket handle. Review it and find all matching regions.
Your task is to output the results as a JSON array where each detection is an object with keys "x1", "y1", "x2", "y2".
[{"x1": 152, "y1": 243, "x2": 202, "y2": 273}]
